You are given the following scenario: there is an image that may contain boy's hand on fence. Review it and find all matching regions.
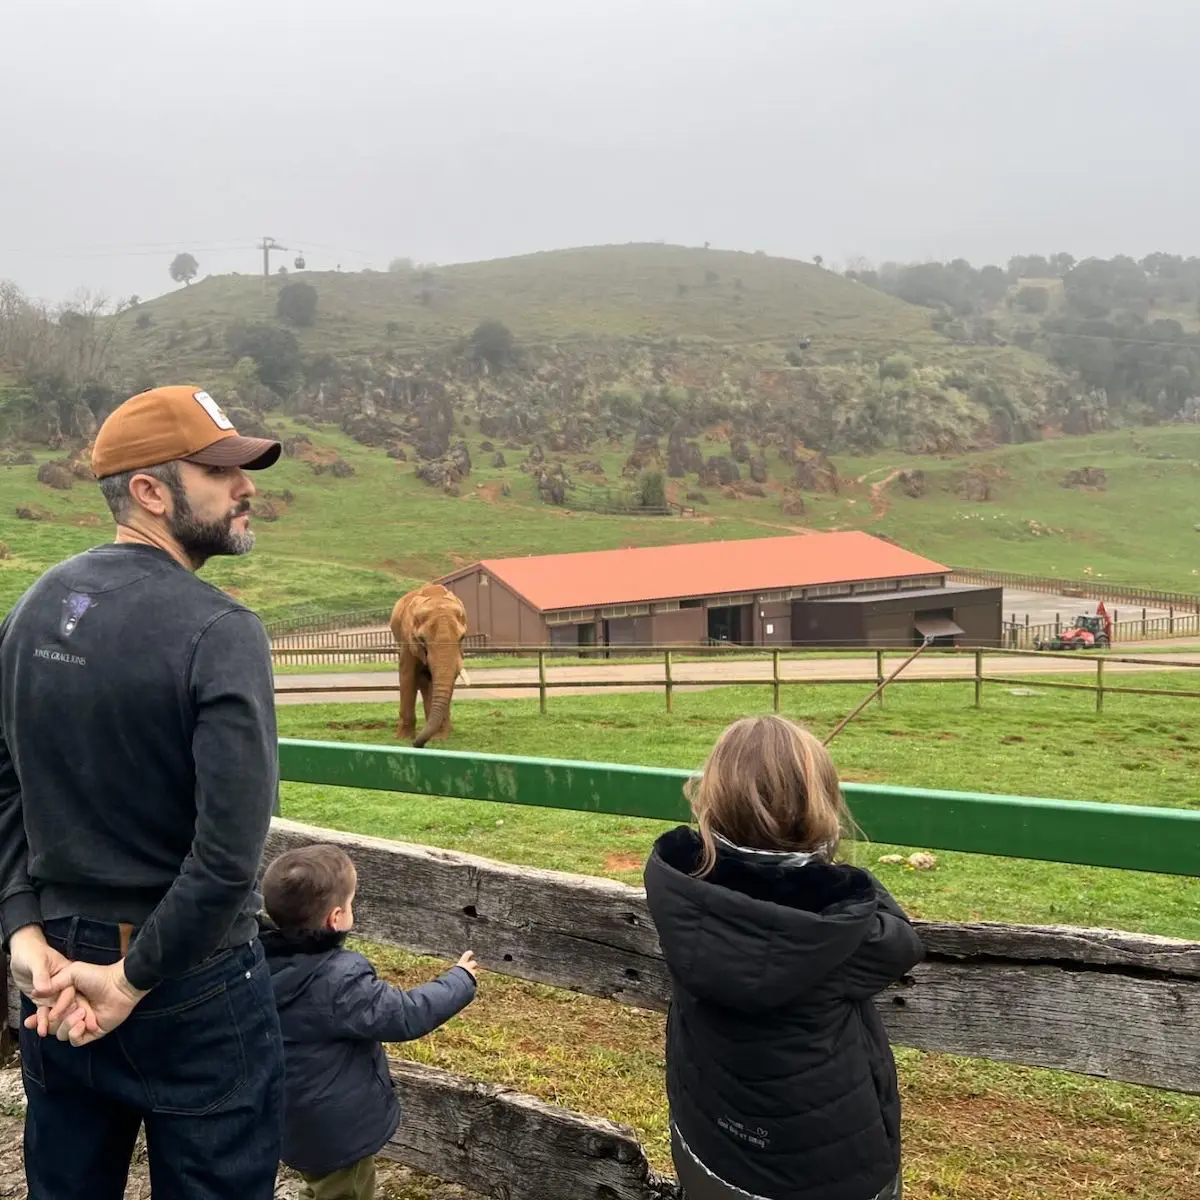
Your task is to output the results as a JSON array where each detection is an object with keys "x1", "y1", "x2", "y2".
[{"x1": 456, "y1": 951, "x2": 478, "y2": 979}]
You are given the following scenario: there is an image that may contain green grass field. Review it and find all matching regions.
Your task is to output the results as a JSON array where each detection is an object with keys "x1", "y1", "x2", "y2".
[
  {"x1": 277, "y1": 677, "x2": 1200, "y2": 940},
  {"x1": 4, "y1": 417, "x2": 1200, "y2": 624},
  {"x1": 272, "y1": 681, "x2": 1200, "y2": 1199}
]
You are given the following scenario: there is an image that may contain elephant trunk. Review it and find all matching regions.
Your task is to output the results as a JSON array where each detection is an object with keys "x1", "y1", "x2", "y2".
[{"x1": 413, "y1": 648, "x2": 459, "y2": 748}]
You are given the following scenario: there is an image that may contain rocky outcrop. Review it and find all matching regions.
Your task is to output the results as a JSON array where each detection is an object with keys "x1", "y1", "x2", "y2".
[
  {"x1": 416, "y1": 440, "x2": 472, "y2": 492},
  {"x1": 954, "y1": 469, "x2": 991, "y2": 501},
  {"x1": 1062, "y1": 467, "x2": 1107, "y2": 490},
  {"x1": 532, "y1": 460, "x2": 571, "y2": 505},
  {"x1": 792, "y1": 450, "x2": 839, "y2": 494},
  {"x1": 36, "y1": 461, "x2": 73, "y2": 490},
  {"x1": 700, "y1": 456, "x2": 740, "y2": 486}
]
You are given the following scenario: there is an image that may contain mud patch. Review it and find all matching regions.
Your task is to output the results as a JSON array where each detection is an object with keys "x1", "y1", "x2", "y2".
[{"x1": 603, "y1": 852, "x2": 644, "y2": 873}]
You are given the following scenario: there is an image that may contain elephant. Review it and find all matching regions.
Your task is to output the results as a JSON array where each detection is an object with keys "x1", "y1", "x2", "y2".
[{"x1": 389, "y1": 583, "x2": 470, "y2": 747}]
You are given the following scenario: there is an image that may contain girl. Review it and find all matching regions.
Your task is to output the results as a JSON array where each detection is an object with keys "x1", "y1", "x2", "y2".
[{"x1": 643, "y1": 715, "x2": 925, "y2": 1200}]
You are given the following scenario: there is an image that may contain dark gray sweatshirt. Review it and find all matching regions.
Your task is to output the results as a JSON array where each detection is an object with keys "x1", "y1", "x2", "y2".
[{"x1": 0, "y1": 543, "x2": 278, "y2": 991}]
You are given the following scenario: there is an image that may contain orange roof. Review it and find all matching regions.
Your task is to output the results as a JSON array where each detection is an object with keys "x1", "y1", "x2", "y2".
[{"x1": 448, "y1": 532, "x2": 948, "y2": 612}]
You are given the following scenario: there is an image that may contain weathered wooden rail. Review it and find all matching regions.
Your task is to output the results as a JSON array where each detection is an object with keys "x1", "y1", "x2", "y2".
[{"x1": 257, "y1": 817, "x2": 1200, "y2": 1199}]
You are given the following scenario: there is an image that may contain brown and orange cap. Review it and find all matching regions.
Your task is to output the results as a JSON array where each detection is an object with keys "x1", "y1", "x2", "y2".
[{"x1": 91, "y1": 385, "x2": 282, "y2": 479}]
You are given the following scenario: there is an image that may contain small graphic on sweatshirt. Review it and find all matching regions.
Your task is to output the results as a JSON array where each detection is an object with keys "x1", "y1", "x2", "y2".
[{"x1": 60, "y1": 592, "x2": 95, "y2": 637}]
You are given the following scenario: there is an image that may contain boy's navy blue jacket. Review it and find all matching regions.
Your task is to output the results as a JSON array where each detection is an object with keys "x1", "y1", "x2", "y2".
[
  {"x1": 260, "y1": 920, "x2": 477, "y2": 1177},
  {"x1": 644, "y1": 826, "x2": 926, "y2": 1200}
]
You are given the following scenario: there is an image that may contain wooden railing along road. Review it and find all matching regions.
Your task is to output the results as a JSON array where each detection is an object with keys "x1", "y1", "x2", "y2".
[
  {"x1": 5, "y1": 744, "x2": 1200, "y2": 1199},
  {"x1": 273, "y1": 644, "x2": 1200, "y2": 715}
]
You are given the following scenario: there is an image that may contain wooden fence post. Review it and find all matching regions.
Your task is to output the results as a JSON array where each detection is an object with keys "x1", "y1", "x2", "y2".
[
  {"x1": 538, "y1": 650, "x2": 547, "y2": 715},
  {"x1": 875, "y1": 650, "x2": 885, "y2": 706},
  {"x1": 664, "y1": 650, "x2": 673, "y2": 713},
  {"x1": 974, "y1": 649, "x2": 983, "y2": 708},
  {"x1": 772, "y1": 649, "x2": 781, "y2": 712},
  {"x1": 1096, "y1": 657, "x2": 1105, "y2": 714}
]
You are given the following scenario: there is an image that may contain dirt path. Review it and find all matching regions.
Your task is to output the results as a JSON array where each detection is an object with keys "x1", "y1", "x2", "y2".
[
  {"x1": 734, "y1": 516, "x2": 817, "y2": 534},
  {"x1": 869, "y1": 468, "x2": 907, "y2": 519}
]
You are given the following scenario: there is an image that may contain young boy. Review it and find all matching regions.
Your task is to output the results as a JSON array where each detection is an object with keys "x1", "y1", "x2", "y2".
[{"x1": 260, "y1": 843, "x2": 478, "y2": 1200}]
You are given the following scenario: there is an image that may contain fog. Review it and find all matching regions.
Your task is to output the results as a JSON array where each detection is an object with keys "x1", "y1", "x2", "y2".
[{"x1": 3, "y1": 0, "x2": 1198, "y2": 303}]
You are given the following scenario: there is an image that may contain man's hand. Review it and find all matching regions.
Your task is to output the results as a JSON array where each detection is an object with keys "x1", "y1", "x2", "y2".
[
  {"x1": 39, "y1": 960, "x2": 148, "y2": 1047},
  {"x1": 9, "y1": 926, "x2": 82, "y2": 1038},
  {"x1": 456, "y1": 950, "x2": 478, "y2": 979}
]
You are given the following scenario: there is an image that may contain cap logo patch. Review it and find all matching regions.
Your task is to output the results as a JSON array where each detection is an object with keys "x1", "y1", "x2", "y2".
[{"x1": 194, "y1": 390, "x2": 234, "y2": 430}]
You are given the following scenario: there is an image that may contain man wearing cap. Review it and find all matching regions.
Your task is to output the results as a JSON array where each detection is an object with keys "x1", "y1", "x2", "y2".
[{"x1": 0, "y1": 385, "x2": 286, "y2": 1198}]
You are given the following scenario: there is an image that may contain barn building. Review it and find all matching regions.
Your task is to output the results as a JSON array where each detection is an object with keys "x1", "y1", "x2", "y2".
[{"x1": 438, "y1": 532, "x2": 1002, "y2": 652}]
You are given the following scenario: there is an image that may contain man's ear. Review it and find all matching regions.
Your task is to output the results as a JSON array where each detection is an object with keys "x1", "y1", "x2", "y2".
[{"x1": 127, "y1": 473, "x2": 170, "y2": 516}]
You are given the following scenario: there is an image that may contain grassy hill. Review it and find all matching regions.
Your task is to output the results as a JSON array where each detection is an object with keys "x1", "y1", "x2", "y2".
[
  {"x1": 123, "y1": 244, "x2": 942, "y2": 363},
  {"x1": 1, "y1": 243, "x2": 1191, "y2": 617},
  {"x1": 102, "y1": 243, "x2": 1069, "y2": 460},
  {"x1": 1, "y1": 418, "x2": 1197, "y2": 621}
]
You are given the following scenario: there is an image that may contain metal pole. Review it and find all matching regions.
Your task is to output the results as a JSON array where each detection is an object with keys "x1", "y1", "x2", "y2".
[
  {"x1": 665, "y1": 649, "x2": 673, "y2": 713},
  {"x1": 538, "y1": 649, "x2": 547, "y2": 715},
  {"x1": 772, "y1": 649, "x2": 781, "y2": 712},
  {"x1": 824, "y1": 639, "x2": 932, "y2": 746},
  {"x1": 974, "y1": 648, "x2": 983, "y2": 708}
]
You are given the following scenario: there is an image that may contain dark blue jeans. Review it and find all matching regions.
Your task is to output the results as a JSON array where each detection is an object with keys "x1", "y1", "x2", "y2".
[{"x1": 19, "y1": 915, "x2": 284, "y2": 1200}]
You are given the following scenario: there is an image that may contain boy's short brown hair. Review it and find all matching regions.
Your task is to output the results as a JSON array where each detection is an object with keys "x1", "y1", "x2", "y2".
[{"x1": 262, "y1": 844, "x2": 357, "y2": 933}]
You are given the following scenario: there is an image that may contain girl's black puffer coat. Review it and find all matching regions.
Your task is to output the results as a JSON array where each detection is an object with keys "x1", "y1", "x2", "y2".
[{"x1": 643, "y1": 826, "x2": 925, "y2": 1200}]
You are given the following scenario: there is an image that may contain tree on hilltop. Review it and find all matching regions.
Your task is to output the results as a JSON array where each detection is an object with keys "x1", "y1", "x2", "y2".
[
  {"x1": 469, "y1": 320, "x2": 515, "y2": 370},
  {"x1": 277, "y1": 280, "x2": 318, "y2": 327},
  {"x1": 169, "y1": 253, "x2": 198, "y2": 287}
]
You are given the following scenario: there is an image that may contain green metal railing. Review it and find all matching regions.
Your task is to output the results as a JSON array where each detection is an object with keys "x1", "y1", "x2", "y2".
[{"x1": 277, "y1": 739, "x2": 1200, "y2": 878}]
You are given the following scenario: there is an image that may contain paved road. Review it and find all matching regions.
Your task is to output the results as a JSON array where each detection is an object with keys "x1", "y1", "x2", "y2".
[{"x1": 273, "y1": 645, "x2": 1200, "y2": 705}]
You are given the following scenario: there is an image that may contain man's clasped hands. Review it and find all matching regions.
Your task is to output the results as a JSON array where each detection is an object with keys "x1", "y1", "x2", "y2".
[{"x1": 8, "y1": 926, "x2": 148, "y2": 1046}]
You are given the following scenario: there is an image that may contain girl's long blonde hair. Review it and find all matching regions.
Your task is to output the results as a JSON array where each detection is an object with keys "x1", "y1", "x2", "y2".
[{"x1": 685, "y1": 715, "x2": 858, "y2": 877}]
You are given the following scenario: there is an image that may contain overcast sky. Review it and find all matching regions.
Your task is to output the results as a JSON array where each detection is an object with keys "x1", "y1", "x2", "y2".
[{"x1": 3, "y1": 0, "x2": 1197, "y2": 305}]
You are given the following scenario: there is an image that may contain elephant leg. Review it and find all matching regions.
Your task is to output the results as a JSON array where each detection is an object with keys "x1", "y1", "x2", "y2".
[{"x1": 397, "y1": 650, "x2": 419, "y2": 739}]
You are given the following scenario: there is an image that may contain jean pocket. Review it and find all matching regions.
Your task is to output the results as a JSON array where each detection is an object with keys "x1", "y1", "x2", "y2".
[
  {"x1": 117, "y1": 982, "x2": 248, "y2": 1116},
  {"x1": 17, "y1": 999, "x2": 45, "y2": 1089}
]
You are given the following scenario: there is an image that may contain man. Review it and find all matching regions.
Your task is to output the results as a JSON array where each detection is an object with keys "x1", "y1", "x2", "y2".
[{"x1": 0, "y1": 385, "x2": 286, "y2": 1199}]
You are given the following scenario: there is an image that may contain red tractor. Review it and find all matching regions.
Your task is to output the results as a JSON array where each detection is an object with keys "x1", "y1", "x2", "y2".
[{"x1": 1035, "y1": 605, "x2": 1113, "y2": 651}]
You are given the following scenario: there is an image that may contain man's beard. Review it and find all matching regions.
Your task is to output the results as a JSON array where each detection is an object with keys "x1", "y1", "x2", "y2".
[{"x1": 167, "y1": 489, "x2": 254, "y2": 564}]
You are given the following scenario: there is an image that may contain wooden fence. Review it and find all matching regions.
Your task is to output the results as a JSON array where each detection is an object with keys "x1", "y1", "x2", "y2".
[
  {"x1": 253, "y1": 817, "x2": 1200, "y2": 1199},
  {"x1": 273, "y1": 645, "x2": 1200, "y2": 715},
  {"x1": 950, "y1": 566, "x2": 1200, "y2": 613},
  {"x1": 271, "y1": 615, "x2": 1200, "y2": 667},
  {"x1": 5, "y1": 745, "x2": 1200, "y2": 1199}
]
